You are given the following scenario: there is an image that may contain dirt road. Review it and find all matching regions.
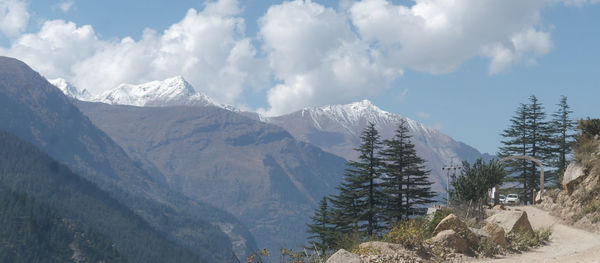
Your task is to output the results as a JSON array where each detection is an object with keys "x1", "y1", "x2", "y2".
[{"x1": 472, "y1": 206, "x2": 600, "y2": 263}]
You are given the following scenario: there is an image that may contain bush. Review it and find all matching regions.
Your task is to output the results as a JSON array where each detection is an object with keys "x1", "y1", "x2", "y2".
[
  {"x1": 577, "y1": 118, "x2": 600, "y2": 138},
  {"x1": 584, "y1": 200, "x2": 600, "y2": 214},
  {"x1": 382, "y1": 219, "x2": 429, "y2": 249},
  {"x1": 509, "y1": 228, "x2": 552, "y2": 251},
  {"x1": 477, "y1": 238, "x2": 501, "y2": 257}
]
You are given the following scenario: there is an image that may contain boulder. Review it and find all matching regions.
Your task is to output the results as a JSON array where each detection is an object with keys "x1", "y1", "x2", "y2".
[
  {"x1": 562, "y1": 162, "x2": 586, "y2": 194},
  {"x1": 431, "y1": 230, "x2": 469, "y2": 253},
  {"x1": 326, "y1": 249, "x2": 363, "y2": 263},
  {"x1": 482, "y1": 222, "x2": 509, "y2": 247},
  {"x1": 485, "y1": 210, "x2": 534, "y2": 236},
  {"x1": 433, "y1": 214, "x2": 479, "y2": 245},
  {"x1": 469, "y1": 227, "x2": 491, "y2": 239}
]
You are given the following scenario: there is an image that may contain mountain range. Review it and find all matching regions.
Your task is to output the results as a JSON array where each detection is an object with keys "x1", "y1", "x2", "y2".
[
  {"x1": 74, "y1": 101, "x2": 347, "y2": 255},
  {"x1": 264, "y1": 100, "x2": 492, "y2": 194},
  {"x1": 61, "y1": 76, "x2": 490, "y2": 193},
  {"x1": 0, "y1": 56, "x2": 256, "y2": 262},
  {"x1": 49, "y1": 73, "x2": 493, "y2": 254}
]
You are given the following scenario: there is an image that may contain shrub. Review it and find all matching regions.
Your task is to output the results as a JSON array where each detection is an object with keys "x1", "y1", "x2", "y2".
[
  {"x1": 509, "y1": 227, "x2": 552, "y2": 251},
  {"x1": 427, "y1": 207, "x2": 452, "y2": 234},
  {"x1": 584, "y1": 200, "x2": 600, "y2": 214},
  {"x1": 477, "y1": 238, "x2": 501, "y2": 257},
  {"x1": 382, "y1": 219, "x2": 429, "y2": 249}
]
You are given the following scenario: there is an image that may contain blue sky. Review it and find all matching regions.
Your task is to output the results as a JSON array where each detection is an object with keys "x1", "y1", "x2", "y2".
[{"x1": 0, "y1": 0, "x2": 598, "y2": 154}]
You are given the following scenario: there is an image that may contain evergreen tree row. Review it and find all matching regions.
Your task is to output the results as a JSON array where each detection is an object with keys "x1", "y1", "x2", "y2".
[
  {"x1": 306, "y1": 120, "x2": 436, "y2": 254},
  {"x1": 499, "y1": 95, "x2": 575, "y2": 204}
]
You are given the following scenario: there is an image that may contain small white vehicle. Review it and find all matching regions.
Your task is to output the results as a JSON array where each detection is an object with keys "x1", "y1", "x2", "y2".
[
  {"x1": 505, "y1": 194, "x2": 520, "y2": 205},
  {"x1": 498, "y1": 194, "x2": 506, "y2": 204}
]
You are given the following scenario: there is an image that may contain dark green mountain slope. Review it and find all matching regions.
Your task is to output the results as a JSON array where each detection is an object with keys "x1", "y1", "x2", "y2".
[
  {"x1": 0, "y1": 185, "x2": 125, "y2": 263},
  {"x1": 0, "y1": 56, "x2": 256, "y2": 261},
  {"x1": 0, "y1": 130, "x2": 199, "y2": 262}
]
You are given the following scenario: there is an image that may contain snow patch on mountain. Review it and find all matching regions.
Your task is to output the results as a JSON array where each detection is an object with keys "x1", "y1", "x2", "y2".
[
  {"x1": 265, "y1": 99, "x2": 435, "y2": 138},
  {"x1": 96, "y1": 76, "x2": 216, "y2": 107},
  {"x1": 48, "y1": 78, "x2": 92, "y2": 100},
  {"x1": 49, "y1": 76, "x2": 241, "y2": 111}
]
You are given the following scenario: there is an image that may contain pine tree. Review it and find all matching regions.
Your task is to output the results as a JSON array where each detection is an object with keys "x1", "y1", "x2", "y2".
[
  {"x1": 306, "y1": 197, "x2": 335, "y2": 255},
  {"x1": 330, "y1": 122, "x2": 384, "y2": 236},
  {"x1": 550, "y1": 96, "x2": 575, "y2": 181},
  {"x1": 380, "y1": 119, "x2": 435, "y2": 223},
  {"x1": 499, "y1": 95, "x2": 552, "y2": 204}
]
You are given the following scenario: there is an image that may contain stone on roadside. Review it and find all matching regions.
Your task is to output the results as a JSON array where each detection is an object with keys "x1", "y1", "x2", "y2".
[
  {"x1": 485, "y1": 210, "x2": 534, "y2": 236},
  {"x1": 562, "y1": 162, "x2": 586, "y2": 194},
  {"x1": 431, "y1": 229, "x2": 469, "y2": 253},
  {"x1": 482, "y1": 222, "x2": 509, "y2": 247},
  {"x1": 433, "y1": 214, "x2": 479, "y2": 245}
]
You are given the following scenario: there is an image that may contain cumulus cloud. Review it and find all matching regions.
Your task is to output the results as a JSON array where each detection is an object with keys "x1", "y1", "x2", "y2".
[
  {"x1": 0, "y1": 0, "x2": 266, "y2": 105},
  {"x1": 0, "y1": 0, "x2": 30, "y2": 38},
  {"x1": 259, "y1": 0, "x2": 401, "y2": 115},
  {"x1": 349, "y1": 0, "x2": 550, "y2": 75}
]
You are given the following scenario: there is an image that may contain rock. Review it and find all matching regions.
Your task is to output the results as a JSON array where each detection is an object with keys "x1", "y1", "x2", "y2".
[
  {"x1": 482, "y1": 222, "x2": 509, "y2": 247},
  {"x1": 433, "y1": 214, "x2": 479, "y2": 245},
  {"x1": 326, "y1": 249, "x2": 363, "y2": 263},
  {"x1": 469, "y1": 227, "x2": 491, "y2": 239},
  {"x1": 535, "y1": 192, "x2": 543, "y2": 204},
  {"x1": 359, "y1": 241, "x2": 408, "y2": 255},
  {"x1": 485, "y1": 210, "x2": 534, "y2": 236},
  {"x1": 493, "y1": 204, "x2": 506, "y2": 210},
  {"x1": 562, "y1": 162, "x2": 586, "y2": 194},
  {"x1": 431, "y1": 230, "x2": 469, "y2": 253}
]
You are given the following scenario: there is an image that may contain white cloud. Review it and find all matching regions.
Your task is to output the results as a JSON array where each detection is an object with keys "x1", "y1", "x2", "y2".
[
  {"x1": 0, "y1": 0, "x2": 266, "y2": 105},
  {"x1": 484, "y1": 29, "x2": 552, "y2": 74},
  {"x1": 349, "y1": 0, "x2": 550, "y2": 75},
  {"x1": 58, "y1": 0, "x2": 75, "y2": 13},
  {"x1": 259, "y1": 0, "x2": 401, "y2": 116},
  {"x1": 0, "y1": 0, "x2": 30, "y2": 38}
]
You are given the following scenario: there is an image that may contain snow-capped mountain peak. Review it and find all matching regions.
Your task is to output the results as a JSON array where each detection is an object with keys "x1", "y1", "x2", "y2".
[
  {"x1": 48, "y1": 78, "x2": 92, "y2": 100},
  {"x1": 286, "y1": 99, "x2": 432, "y2": 135},
  {"x1": 97, "y1": 76, "x2": 216, "y2": 107}
]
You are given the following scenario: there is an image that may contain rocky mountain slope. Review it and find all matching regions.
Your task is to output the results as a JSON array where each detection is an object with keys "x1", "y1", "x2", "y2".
[
  {"x1": 0, "y1": 56, "x2": 256, "y2": 261},
  {"x1": 265, "y1": 100, "x2": 490, "y2": 193},
  {"x1": 539, "y1": 132, "x2": 600, "y2": 231},
  {"x1": 75, "y1": 101, "x2": 347, "y2": 256}
]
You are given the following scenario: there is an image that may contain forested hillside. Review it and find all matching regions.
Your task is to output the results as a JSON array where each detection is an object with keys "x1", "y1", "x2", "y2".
[{"x1": 0, "y1": 130, "x2": 201, "y2": 262}]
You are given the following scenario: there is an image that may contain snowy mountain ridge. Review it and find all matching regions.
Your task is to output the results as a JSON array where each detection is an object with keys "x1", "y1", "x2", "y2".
[
  {"x1": 48, "y1": 76, "x2": 241, "y2": 110},
  {"x1": 48, "y1": 78, "x2": 92, "y2": 101},
  {"x1": 261, "y1": 99, "x2": 438, "y2": 140},
  {"x1": 96, "y1": 76, "x2": 217, "y2": 107}
]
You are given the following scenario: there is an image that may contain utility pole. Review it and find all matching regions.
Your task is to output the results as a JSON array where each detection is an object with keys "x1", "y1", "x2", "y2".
[{"x1": 442, "y1": 162, "x2": 461, "y2": 205}]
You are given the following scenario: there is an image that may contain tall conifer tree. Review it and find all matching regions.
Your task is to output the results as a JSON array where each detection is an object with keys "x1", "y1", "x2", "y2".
[
  {"x1": 306, "y1": 197, "x2": 335, "y2": 255},
  {"x1": 380, "y1": 119, "x2": 435, "y2": 222},
  {"x1": 499, "y1": 95, "x2": 552, "y2": 203},
  {"x1": 330, "y1": 122, "x2": 384, "y2": 236},
  {"x1": 550, "y1": 96, "x2": 575, "y2": 180}
]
